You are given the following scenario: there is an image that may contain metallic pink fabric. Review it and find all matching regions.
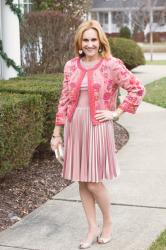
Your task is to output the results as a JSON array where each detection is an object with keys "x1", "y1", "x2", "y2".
[{"x1": 61, "y1": 89, "x2": 120, "y2": 182}]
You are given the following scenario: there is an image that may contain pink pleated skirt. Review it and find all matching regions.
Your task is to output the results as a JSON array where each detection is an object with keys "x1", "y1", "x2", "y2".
[{"x1": 61, "y1": 89, "x2": 120, "y2": 182}]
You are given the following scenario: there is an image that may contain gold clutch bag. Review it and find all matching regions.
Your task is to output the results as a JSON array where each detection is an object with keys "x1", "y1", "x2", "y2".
[{"x1": 54, "y1": 143, "x2": 64, "y2": 165}]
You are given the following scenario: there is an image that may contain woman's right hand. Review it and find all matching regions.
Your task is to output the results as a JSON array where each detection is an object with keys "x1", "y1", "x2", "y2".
[{"x1": 50, "y1": 136, "x2": 63, "y2": 152}]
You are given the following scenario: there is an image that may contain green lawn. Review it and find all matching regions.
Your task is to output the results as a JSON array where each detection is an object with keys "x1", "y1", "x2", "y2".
[
  {"x1": 148, "y1": 229, "x2": 166, "y2": 250},
  {"x1": 146, "y1": 60, "x2": 166, "y2": 65},
  {"x1": 144, "y1": 77, "x2": 166, "y2": 108},
  {"x1": 144, "y1": 78, "x2": 166, "y2": 250}
]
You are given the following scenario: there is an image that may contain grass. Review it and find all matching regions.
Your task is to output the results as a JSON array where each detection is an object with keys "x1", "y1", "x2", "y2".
[
  {"x1": 144, "y1": 77, "x2": 166, "y2": 108},
  {"x1": 144, "y1": 78, "x2": 166, "y2": 249},
  {"x1": 148, "y1": 229, "x2": 166, "y2": 250},
  {"x1": 146, "y1": 60, "x2": 166, "y2": 65}
]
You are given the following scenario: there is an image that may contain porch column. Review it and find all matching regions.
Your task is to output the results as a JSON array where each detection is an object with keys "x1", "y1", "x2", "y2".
[
  {"x1": 1, "y1": 0, "x2": 21, "y2": 80},
  {"x1": 128, "y1": 11, "x2": 132, "y2": 31},
  {"x1": 97, "y1": 12, "x2": 100, "y2": 22},
  {"x1": 108, "y1": 11, "x2": 112, "y2": 33},
  {"x1": 87, "y1": 11, "x2": 92, "y2": 20}
]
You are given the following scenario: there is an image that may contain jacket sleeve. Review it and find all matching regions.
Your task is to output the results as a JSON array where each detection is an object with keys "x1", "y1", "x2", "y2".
[
  {"x1": 113, "y1": 59, "x2": 145, "y2": 113},
  {"x1": 55, "y1": 62, "x2": 70, "y2": 125}
]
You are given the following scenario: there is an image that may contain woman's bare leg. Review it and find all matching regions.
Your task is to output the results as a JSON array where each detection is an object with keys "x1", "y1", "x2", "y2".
[
  {"x1": 79, "y1": 182, "x2": 99, "y2": 243},
  {"x1": 86, "y1": 182, "x2": 112, "y2": 238}
]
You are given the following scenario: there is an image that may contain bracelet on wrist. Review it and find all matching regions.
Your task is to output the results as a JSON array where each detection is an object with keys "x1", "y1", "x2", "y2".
[
  {"x1": 116, "y1": 107, "x2": 124, "y2": 116},
  {"x1": 52, "y1": 135, "x2": 61, "y2": 138},
  {"x1": 112, "y1": 112, "x2": 119, "y2": 121}
]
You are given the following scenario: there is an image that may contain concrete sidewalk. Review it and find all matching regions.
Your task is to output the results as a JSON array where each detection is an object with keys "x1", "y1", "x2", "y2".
[{"x1": 0, "y1": 66, "x2": 166, "y2": 250}]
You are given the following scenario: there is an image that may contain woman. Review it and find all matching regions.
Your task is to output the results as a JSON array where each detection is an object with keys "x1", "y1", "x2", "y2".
[{"x1": 50, "y1": 20, "x2": 145, "y2": 249}]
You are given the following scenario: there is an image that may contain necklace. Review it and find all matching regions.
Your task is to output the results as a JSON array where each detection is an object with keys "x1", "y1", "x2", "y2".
[{"x1": 81, "y1": 60, "x2": 99, "y2": 70}]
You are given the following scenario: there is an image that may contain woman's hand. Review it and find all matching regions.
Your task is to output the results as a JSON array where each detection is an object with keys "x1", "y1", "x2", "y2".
[
  {"x1": 50, "y1": 136, "x2": 63, "y2": 152},
  {"x1": 95, "y1": 110, "x2": 114, "y2": 122},
  {"x1": 95, "y1": 109, "x2": 122, "y2": 122}
]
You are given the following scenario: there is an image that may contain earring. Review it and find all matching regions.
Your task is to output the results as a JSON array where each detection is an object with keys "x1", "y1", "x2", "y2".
[
  {"x1": 98, "y1": 47, "x2": 103, "y2": 53},
  {"x1": 79, "y1": 49, "x2": 83, "y2": 55}
]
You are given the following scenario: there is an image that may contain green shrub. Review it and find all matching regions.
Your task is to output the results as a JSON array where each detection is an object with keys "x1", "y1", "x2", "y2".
[
  {"x1": 0, "y1": 93, "x2": 45, "y2": 176},
  {"x1": 120, "y1": 26, "x2": 131, "y2": 39},
  {"x1": 109, "y1": 37, "x2": 145, "y2": 70},
  {"x1": 0, "y1": 74, "x2": 63, "y2": 144},
  {"x1": 12, "y1": 73, "x2": 63, "y2": 82}
]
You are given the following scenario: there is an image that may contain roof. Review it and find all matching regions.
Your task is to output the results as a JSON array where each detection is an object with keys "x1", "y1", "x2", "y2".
[{"x1": 91, "y1": 0, "x2": 166, "y2": 10}]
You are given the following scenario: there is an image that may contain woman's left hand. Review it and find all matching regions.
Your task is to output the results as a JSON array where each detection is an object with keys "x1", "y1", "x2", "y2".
[{"x1": 95, "y1": 110, "x2": 114, "y2": 122}]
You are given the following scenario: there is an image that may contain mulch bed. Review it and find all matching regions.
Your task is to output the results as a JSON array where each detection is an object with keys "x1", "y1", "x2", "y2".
[{"x1": 0, "y1": 122, "x2": 129, "y2": 232}]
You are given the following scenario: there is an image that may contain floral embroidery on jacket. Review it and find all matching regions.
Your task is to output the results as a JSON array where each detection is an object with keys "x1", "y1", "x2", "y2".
[{"x1": 55, "y1": 56, "x2": 145, "y2": 125}]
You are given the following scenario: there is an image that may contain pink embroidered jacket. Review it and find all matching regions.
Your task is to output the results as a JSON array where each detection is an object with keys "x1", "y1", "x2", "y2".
[{"x1": 55, "y1": 56, "x2": 145, "y2": 126}]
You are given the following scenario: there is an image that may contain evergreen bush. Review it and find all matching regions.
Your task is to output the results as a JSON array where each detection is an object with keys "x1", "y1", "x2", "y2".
[
  {"x1": 109, "y1": 37, "x2": 145, "y2": 70},
  {"x1": 120, "y1": 26, "x2": 131, "y2": 39},
  {"x1": 0, "y1": 93, "x2": 44, "y2": 176},
  {"x1": 0, "y1": 75, "x2": 63, "y2": 143}
]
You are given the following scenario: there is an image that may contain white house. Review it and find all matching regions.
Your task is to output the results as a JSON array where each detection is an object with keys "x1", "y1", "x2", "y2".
[
  {"x1": 0, "y1": 0, "x2": 31, "y2": 80},
  {"x1": 0, "y1": 0, "x2": 21, "y2": 80},
  {"x1": 88, "y1": 0, "x2": 166, "y2": 36}
]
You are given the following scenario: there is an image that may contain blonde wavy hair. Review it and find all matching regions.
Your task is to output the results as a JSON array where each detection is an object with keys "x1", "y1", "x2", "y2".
[{"x1": 74, "y1": 20, "x2": 111, "y2": 58}]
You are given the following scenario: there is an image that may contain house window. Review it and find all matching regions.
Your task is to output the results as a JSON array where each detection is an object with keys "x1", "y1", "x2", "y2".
[
  {"x1": 112, "y1": 11, "x2": 123, "y2": 26},
  {"x1": 153, "y1": 10, "x2": 161, "y2": 22},
  {"x1": 91, "y1": 12, "x2": 97, "y2": 20},
  {"x1": 154, "y1": 10, "x2": 166, "y2": 25},
  {"x1": 123, "y1": 12, "x2": 129, "y2": 24},
  {"x1": 131, "y1": 10, "x2": 146, "y2": 32},
  {"x1": 18, "y1": 0, "x2": 32, "y2": 14},
  {"x1": 99, "y1": 12, "x2": 108, "y2": 25},
  {"x1": 23, "y1": 0, "x2": 32, "y2": 14},
  {"x1": 164, "y1": 11, "x2": 166, "y2": 23}
]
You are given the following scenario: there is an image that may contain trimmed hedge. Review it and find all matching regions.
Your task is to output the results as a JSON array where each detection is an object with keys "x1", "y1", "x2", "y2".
[
  {"x1": 120, "y1": 26, "x2": 131, "y2": 39},
  {"x1": 109, "y1": 37, "x2": 145, "y2": 70},
  {"x1": 0, "y1": 74, "x2": 63, "y2": 142},
  {"x1": 11, "y1": 73, "x2": 63, "y2": 82},
  {"x1": 0, "y1": 93, "x2": 45, "y2": 176}
]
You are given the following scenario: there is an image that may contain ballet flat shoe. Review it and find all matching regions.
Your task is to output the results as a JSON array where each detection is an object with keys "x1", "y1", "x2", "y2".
[{"x1": 97, "y1": 234, "x2": 112, "y2": 244}]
